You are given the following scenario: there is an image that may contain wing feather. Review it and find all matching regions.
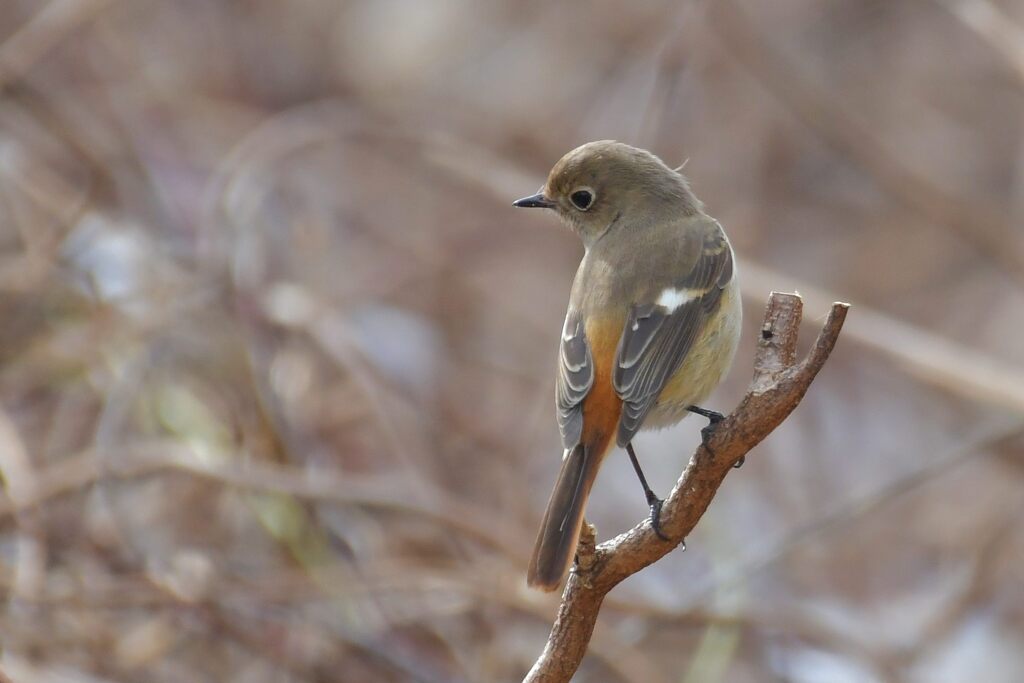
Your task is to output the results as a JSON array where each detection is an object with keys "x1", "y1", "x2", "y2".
[
  {"x1": 555, "y1": 309, "x2": 594, "y2": 449},
  {"x1": 613, "y1": 225, "x2": 734, "y2": 446}
]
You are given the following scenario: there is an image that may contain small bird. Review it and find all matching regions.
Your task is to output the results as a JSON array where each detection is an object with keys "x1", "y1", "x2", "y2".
[{"x1": 514, "y1": 141, "x2": 742, "y2": 591}]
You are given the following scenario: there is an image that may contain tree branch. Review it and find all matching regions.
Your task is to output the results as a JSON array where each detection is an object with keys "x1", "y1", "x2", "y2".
[{"x1": 524, "y1": 292, "x2": 850, "y2": 683}]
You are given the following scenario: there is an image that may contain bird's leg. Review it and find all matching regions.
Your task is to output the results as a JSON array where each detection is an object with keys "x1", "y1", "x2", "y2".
[
  {"x1": 686, "y1": 405, "x2": 743, "y2": 467},
  {"x1": 626, "y1": 442, "x2": 670, "y2": 541}
]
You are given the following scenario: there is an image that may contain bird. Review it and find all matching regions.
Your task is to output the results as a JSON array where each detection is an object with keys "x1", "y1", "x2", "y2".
[{"x1": 513, "y1": 140, "x2": 742, "y2": 591}]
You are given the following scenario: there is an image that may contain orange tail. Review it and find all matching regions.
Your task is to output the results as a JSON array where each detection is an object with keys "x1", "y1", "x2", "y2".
[{"x1": 527, "y1": 438, "x2": 612, "y2": 591}]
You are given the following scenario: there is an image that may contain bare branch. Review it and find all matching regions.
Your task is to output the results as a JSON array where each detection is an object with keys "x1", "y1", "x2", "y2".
[{"x1": 524, "y1": 292, "x2": 849, "y2": 683}]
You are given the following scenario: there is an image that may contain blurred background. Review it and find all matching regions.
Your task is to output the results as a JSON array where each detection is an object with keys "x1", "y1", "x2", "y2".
[{"x1": 2, "y1": 1, "x2": 1024, "y2": 681}]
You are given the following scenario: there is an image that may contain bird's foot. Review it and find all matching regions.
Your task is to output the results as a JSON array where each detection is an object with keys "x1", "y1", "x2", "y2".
[
  {"x1": 689, "y1": 405, "x2": 724, "y2": 456},
  {"x1": 627, "y1": 442, "x2": 670, "y2": 540},
  {"x1": 646, "y1": 492, "x2": 669, "y2": 542}
]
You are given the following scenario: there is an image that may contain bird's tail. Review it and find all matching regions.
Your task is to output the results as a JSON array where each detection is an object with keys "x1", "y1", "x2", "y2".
[{"x1": 527, "y1": 437, "x2": 612, "y2": 591}]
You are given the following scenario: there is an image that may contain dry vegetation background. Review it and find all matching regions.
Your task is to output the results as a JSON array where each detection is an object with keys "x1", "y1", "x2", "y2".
[{"x1": 1, "y1": 1, "x2": 1024, "y2": 682}]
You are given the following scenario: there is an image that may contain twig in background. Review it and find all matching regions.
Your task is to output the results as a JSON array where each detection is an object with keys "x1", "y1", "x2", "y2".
[
  {"x1": 708, "y1": 0, "x2": 1024, "y2": 285},
  {"x1": 741, "y1": 261, "x2": 1024, "y2": 414}
]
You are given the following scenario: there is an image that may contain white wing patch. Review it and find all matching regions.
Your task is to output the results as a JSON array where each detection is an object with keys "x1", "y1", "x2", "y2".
[{"x1": 656, "y1": 287, "x2": 701, "y2": 313}]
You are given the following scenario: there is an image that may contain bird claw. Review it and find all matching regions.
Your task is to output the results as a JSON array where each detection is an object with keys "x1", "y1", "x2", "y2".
[
  {"x1": 647, "y1": 496, "x2": 669, "y2": 541},
  {"x1": 690, "y1": 406, "x2": 725, "y2": 457}
]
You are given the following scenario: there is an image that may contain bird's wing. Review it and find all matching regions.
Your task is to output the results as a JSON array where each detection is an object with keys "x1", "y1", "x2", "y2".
[
  {"x1": 613, "y1": 221, "x2": 733, "y2": 446},
  {"x1": 555, "y1": 308, "x2": 595, "y2": 449}
]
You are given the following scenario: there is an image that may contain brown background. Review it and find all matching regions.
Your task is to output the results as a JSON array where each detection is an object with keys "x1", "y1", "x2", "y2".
[{"x1": 2, "y1": 1, "x2": 1024, "y2": 681}]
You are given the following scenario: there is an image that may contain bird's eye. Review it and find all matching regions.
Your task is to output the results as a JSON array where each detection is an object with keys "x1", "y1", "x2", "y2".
[{"x1": 570, "y1": 188, "x2": 594, "y2": 210}]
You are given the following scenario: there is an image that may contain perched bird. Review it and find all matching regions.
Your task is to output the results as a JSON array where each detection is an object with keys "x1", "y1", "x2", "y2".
[{"x1": 514, "y1": 141, "x2": 742, "y2": 591}]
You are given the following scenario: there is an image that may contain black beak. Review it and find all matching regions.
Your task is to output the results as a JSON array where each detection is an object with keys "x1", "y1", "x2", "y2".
[{"x1": 513, "y1": 192, "x2": 555, "y2": 209}]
